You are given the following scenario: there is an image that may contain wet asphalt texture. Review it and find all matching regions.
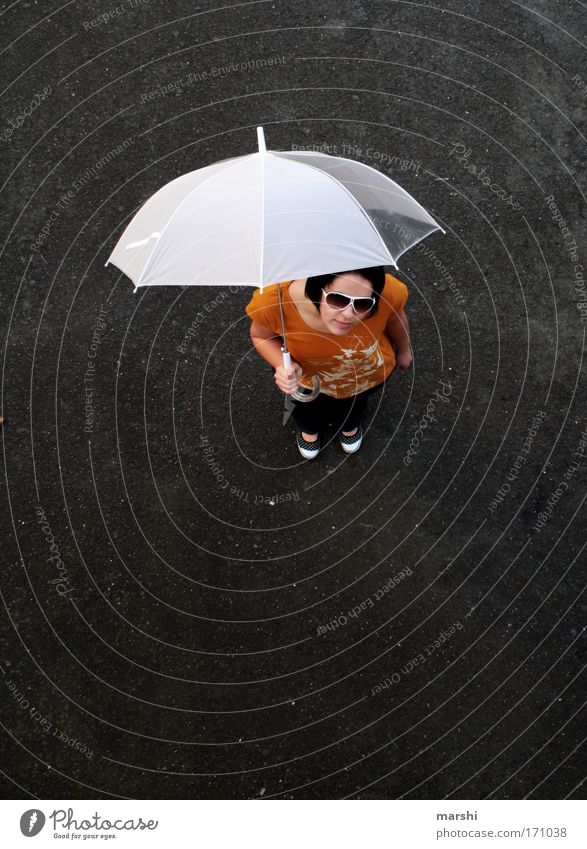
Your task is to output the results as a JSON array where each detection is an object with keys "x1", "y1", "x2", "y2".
[{"x1": 0, "y1": 0, "x2": 586, "y2": 801}]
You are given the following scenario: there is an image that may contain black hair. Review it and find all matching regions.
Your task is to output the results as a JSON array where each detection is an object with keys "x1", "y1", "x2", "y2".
[{"x1": 304, "y1": 266, "x2": 386, "y2": 315}]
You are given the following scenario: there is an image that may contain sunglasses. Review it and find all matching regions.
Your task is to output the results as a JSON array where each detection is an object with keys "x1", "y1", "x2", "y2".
[{"x1": 322, "y1": 288, "x2": 376, "y2": 315}]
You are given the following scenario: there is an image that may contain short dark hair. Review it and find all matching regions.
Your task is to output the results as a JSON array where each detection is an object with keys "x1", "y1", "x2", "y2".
[{"x1": 305, "y1": 266, "x2": 386, "y2": 315}]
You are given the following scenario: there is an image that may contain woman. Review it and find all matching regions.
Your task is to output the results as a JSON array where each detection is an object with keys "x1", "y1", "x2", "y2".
[{"x1": 246, "y1": 266, "x2": 412, "y2": 459}]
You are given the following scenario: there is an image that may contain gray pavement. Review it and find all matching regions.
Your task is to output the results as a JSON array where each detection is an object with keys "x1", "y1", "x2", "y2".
[{"x1": 0, "y1": 0, "x2": 585, "y2": 799}]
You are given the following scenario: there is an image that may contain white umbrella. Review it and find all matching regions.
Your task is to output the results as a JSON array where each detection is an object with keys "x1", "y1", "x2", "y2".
[
  {"x1": 108, "y1": 127, "x2": 443, "y2": 289},
  {"x1": 107, "y1": 127, "x2": 444, "y2": 399}
]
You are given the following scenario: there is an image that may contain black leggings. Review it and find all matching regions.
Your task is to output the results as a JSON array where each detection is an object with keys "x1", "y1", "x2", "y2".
[{"x1": 291, "y1": 383, "x2": 383, "y2": 435}]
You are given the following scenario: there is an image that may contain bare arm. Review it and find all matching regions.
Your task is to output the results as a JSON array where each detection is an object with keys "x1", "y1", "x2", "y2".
[
  {"x1": 385, "y1": 308, "x2": 413, "y2": 372},
  {"x1": 249, "y1": 319, "x2": 285, "y2": 368},
  {"x1": 249, "y1": 319, "x2": 303, "y2": 393}
]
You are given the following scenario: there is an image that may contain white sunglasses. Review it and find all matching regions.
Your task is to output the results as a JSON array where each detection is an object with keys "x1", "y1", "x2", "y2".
[{"x1": 322, "y1": 288, "x2": 376, "y2": 315}]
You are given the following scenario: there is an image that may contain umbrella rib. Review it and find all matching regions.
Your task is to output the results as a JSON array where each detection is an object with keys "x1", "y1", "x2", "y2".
[{"x1": 258, "y1": 148, "x2": 266, "y2": 289}]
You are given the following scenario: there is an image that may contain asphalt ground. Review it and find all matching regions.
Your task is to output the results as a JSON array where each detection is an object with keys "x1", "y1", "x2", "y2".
[{"x1": 0, "y1": 0, "x2": 585, "y2": 801}]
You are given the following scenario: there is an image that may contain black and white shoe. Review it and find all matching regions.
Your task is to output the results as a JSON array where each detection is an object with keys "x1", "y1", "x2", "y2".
[
  {"x1": 340, "y1": 423, "x2": 363, "y2": 453},
  {"x1": 296, "y1": 431, "x2": 320, "y2": 459}
]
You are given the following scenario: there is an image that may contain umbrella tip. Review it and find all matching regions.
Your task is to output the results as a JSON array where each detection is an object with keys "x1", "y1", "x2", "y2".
[{"x1": 256, "y1": 126, "x2": 266, "y2": 154}]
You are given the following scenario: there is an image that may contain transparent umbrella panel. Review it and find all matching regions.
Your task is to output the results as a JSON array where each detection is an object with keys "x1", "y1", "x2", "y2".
[{"x1": 273, "y1": 150, "x2": 442, "y2": 260}]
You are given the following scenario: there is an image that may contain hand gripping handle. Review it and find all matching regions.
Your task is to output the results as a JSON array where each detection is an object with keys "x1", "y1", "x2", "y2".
[{"x1": 282, "y1": 350, "x2": 320, "y2": 403}]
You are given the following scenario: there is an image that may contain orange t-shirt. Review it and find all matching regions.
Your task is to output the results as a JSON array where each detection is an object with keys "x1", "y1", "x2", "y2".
[{"x1": 245, "y1": 273, "x2": 408, "y2": 398}]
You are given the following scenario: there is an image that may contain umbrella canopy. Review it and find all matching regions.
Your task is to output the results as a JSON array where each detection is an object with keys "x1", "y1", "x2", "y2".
[{"x1": 107, "y1": 127, "x2": 443, "y2": 290}]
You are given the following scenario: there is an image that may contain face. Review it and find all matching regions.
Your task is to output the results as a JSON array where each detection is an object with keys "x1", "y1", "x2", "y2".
[{"x1": 319, "y1": 273, "x2": 375, "y2": 335}]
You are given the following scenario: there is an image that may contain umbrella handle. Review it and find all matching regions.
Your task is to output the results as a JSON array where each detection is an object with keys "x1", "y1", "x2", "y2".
[{"x1": 282, "y1": 350, "x2": 320, "y2": 403}]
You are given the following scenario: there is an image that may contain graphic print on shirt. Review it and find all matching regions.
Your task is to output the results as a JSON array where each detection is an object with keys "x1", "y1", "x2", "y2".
[{"x1": 301, "y1": 335, "x2": 386, "y2": 396}]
